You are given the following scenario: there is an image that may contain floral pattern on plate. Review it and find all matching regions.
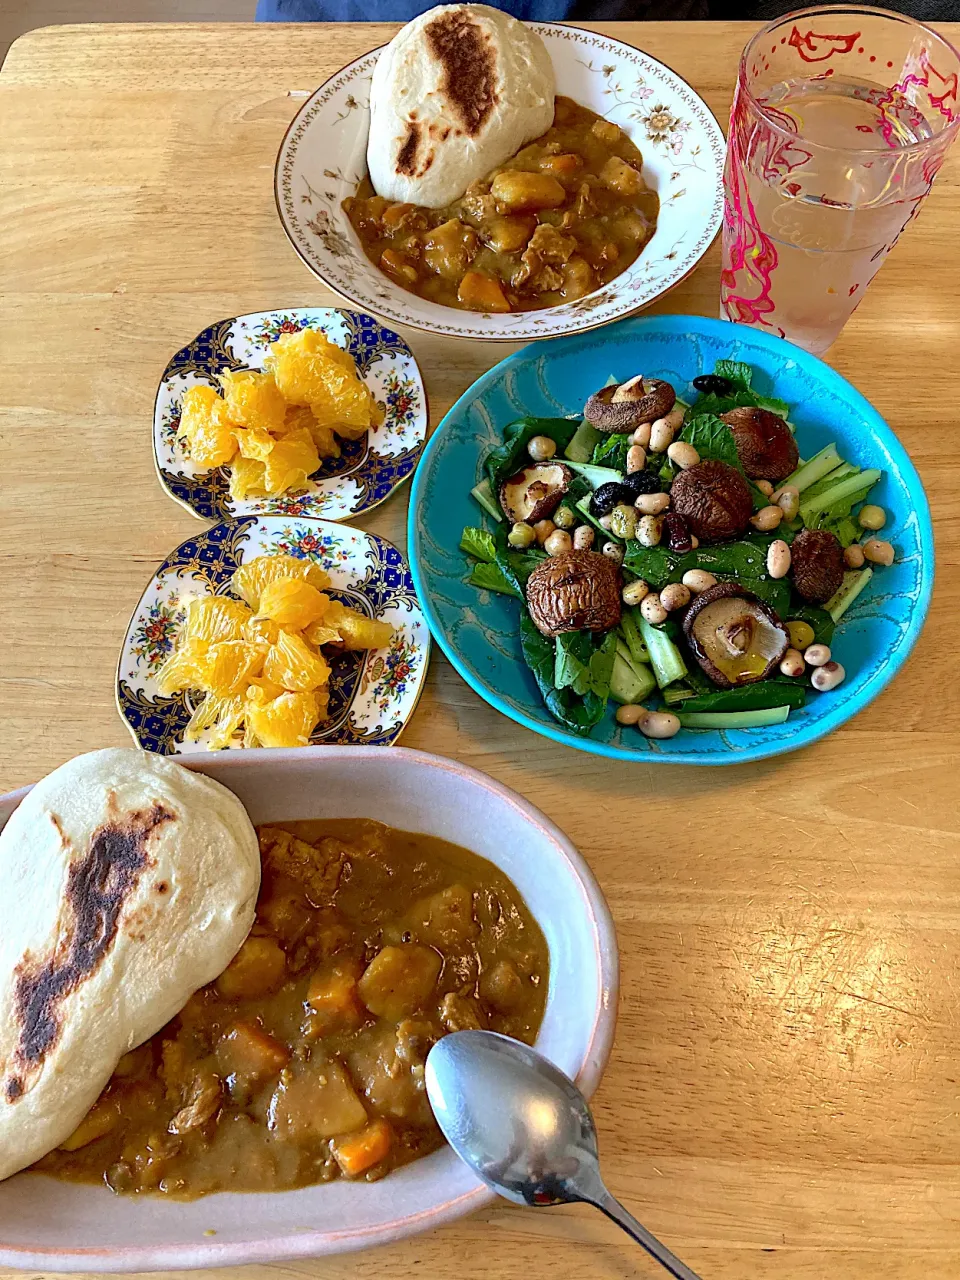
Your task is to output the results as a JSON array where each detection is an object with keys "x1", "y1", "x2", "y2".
[
  {"x1": 154, "y1": 308, "x2": 427, "y2": 522},
  {"x1": 274, "y1": 26, "x2": 724, "y2": 342},
  {"x1": 117, "y1": 516, "x2": 430, "y2": 753}
]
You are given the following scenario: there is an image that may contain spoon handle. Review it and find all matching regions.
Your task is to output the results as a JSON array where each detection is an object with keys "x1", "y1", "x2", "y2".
[{"x1": 593, "y1": 1188, "x2": 703, "y2": 1280}]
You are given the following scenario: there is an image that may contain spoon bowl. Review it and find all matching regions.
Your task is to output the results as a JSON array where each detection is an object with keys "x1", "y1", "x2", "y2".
[{"x1": 426, "y1": 1031, "x2": 702, "y2": 1280}]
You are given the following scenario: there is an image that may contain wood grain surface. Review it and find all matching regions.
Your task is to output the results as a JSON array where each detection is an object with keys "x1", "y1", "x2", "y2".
[{"x1": 2, "y1": 20, "x2": 960, "y2": 1280}]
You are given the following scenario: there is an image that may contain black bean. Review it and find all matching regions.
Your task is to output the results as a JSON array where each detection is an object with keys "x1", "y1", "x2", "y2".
[{"x1": 692, "y1": 374, "x2": 733, "y2": 396}]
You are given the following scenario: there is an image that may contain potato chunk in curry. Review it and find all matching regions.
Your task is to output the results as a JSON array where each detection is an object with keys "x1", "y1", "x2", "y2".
[{"x1": 35, "y1": 820, "x2": 548, "y2": 1197}]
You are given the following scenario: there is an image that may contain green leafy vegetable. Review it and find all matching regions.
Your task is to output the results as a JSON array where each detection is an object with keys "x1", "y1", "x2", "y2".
[
  {"x1": 484, "y1": 417, "x2": 579, "y2": 490},
  {"x1": 799, "y1": 469, "x2": 881, "y2": 524},
  {"x1": 565, "y1": 460, "x2": 625, "y2": 487},
  {"x1": 683, "y1": 681, "x2": 807, "y2": 713},
  {"x1": 466, "y1": 563, "x2": 520, "y2": 597},
  {"x1": 492, "y1": 527, "x2": 546, "y2": 597},
  {"x1": 554, "y1": 630, "x2": 618, "y2": 699},
  {"x1": 784, "y1": 602, "x2": 835, "y2": 646},
  {"x1": 688, "y1": 361, "x2": 790, "y2": 420},
  {"x1": 679, "y1": 413, "x2": 740, "y2": 468},
  {"x1": 518, "y1": 613, "x2": 608, "y2": 734},
  {"x1": 676, "y1": 706, "x2": 791, "y2": 729},
  {"x1": 624, "y1": 536, "x2": 775, "y2": 589},
  {"x1": 459, "y1": 527, "x2": 496, "y2": 563},
  {"x1": 715, "y1": 359, "x2": 753, "y2": 390},
  {"x1": 591, "y1": 434, "x2": 632, "y2": 471}
]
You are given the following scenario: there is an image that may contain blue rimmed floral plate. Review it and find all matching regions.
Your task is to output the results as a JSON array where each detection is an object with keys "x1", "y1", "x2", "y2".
[
  {"x1": 408, "y1": 314, "x2": 933, "y2": 765},
  {"x1": 154, "y1": 308, "x2": 427, "y2": 522},
  {"x1": 118, "y1": 516, "x2": 430, "y2": 753}
]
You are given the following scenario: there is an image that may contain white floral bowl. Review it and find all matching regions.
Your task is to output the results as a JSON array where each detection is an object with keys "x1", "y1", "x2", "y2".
[
  {"x1": 0, "y1": 747, "x2": 618, "y2": 1269},
  {"x1": 275, "y1": 25, "x2": 724, "y2": 342}
]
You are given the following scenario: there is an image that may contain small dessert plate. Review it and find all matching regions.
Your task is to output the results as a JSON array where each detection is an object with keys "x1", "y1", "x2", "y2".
[
  {"x1": 117, "y1": 516, "x2": 430, "y2": 753},
  {"x1": 154, "y1": 308, "x2": 427, "y2": 522}
]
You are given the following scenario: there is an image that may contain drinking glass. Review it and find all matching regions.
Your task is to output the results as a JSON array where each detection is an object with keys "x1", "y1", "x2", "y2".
[{"x1": 721, "y1": 5, "x2": 960, "y2": 354}]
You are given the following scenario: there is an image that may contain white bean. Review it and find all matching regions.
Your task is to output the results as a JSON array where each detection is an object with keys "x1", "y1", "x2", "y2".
[
  {"x1": 804, "y1": 643, "x2": 831, "y2": 667},
  {"x1": 756, "y1": 479, "x2": 774, "y2": 498},
  {"x1": 626, "y1": 444, "x2": 647, "y2": 474},
  {"x1": 634, "y1": 491, "x2": 671, "y2": 515},
  {"x1": 811, "y1": 660, "x2": 846, "y2": 691},
  {"x1": 638, "y1": 710, "x2": 681, "y2": 739},
  {"x1": 640, "y1": 593, "x2": 668, "y2": 624},
  {"x1": 636, "y1": 514, "x2": 663, "y2": 547},
  {"x1": 632, "y1": 422, "x2": 652, "y2": 449},
  {"x1": 660, "y1": 582, "x2": 691, "y2": 612},
  {"x1": 779, "y1": 648, "x2": 805, "y2": 678},
  {"x1": 681, "y1": 569, "x2": 717, "y2": 594},
  {"x1": 862, "y1": 537, "x2": 895, "y2": 566},
  {"x1": 667, "y1": 441, "x2": 700, "y2": 469},
  {"x1": 649, "y1": 416, "x2": 676, "y2": 453},
  {"x1": 663, "y1": 408, "x2": 686, "y2": 432},
  {"x1": 773, "y1": 485, "x2": 800, "y2": 520},
  {"x1": 573, "y1": 525, "x2": 595, "y2": 550},
  {"x1": 750, "y1": 505, "x2": 782, "y2": 532},
  {"x1": 533, "y1": 519, "x2": 555, "y2": 545},
  {"x1": 622, "y1": 579, "x2": 650, "y2": 606},
  {"x1": 616, "y1": 703, "x2": 645, "y2": 726},
  {"x1": 844, "y1": 542, "x2": 865, "y2": 569},
  {"x1": 766, "y1": 538, "x2": 791, "y2": 579},
  {"x1": 544, "y1": 529, "x2": 573, "y2": 556},
  {"x1": 602, "y1": 540, "x2": 624, "y2": 564}
]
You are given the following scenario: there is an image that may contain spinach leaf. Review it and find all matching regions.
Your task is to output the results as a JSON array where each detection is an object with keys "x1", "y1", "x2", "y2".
[
  {"x1": 591, "y1": 433, "x2": 632, "y2": 471},
  {"x1": 683, "y1": 681, "x2": 807, "y2": 713},
  {"x1": 737, "y1": 577, "x2": 791, "y2": 615},
  {"x1": 460, "y1": 527, "x2": 497, "y2": 563},
  {"x1": 466, "y1": 562, "x2": 520, "y2": 597},
  {"x1": 519, "y1": 613, "x2": 608, "y2": 734},
  {"x1": 484, "y1": 417, "x2": 579, "y2": 490},
  {"x1": 784, "y1": 601, "x2": 835, "y2": 646},
  {"x1": 624, "y1": 536, "x2": 775, "y2": 589},
  {"x1": 679, "y1": 413, "x2": 740, "y2": 468},
  {"x1": 715, "y1": 359, "x2": 753, "y2": 391},
  {"x1": 554, "y1": 630, "x2": 618, "y2": 699}
]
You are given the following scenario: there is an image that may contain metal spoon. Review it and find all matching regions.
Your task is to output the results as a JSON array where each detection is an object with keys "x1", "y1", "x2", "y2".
[{"x1": 425, "y1": 1030, "x2": 702, "y2": 1280}]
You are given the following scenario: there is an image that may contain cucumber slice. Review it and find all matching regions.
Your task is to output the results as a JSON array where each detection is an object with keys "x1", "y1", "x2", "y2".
[
  {"x1": 470, "y1": 478, "x2": 502, "y2": 522},
  {"x1": 676, "y1": 706, "x2": 791, "y2": 729},
  {"x1": 610, "y1": 653, "x2": 656, "y2": 705},
  {"x1": 564, "y1": 420, "x2": 603, "y2": 464}
]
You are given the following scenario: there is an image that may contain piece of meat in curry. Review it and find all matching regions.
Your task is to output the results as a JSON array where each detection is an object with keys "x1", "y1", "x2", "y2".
[
  {"x1": 343, "y1": 96, "x2": 659, "y2": 314},
  {"x1": 34, "y1": 819, "x2": 548, "y2": 1197}
]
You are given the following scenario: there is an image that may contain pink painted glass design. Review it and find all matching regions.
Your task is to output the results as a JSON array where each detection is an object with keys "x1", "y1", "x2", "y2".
[{"x1": 721, "y1": 5, "x2": 960, "y2": 354}]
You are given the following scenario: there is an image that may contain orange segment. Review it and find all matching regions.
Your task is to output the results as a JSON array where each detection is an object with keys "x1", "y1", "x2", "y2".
[
  {"x1": 230, "y1": 555, "x2": 330, "y2": 610},
  {"x1": 228, "y1": 457, "x2": 268, "y2": 503},
  {"x1": 232, "y1": 425, "x2": 276, "y2": 462},
  {"x1": 263, "y1": 631, "x2": 331, "y2": 693},
  {"x1": 261, "y1": 429, "x2": 319, "y2": 496},
  {"x1": 219, "y1": 370, "x2": 287, "y2": 434},
  {"x1": 196, "y1": 640, "x2": 267, "y2": 697},
  {"x1": 155, "y1": 637, "x2": 210, "y2": 696},
  {"x1": 183, "y1": 596, "x2": 253, "y2": 645},
  {"x1": 245, "y1": 690, "x2": 322, "y2": 748},
  {"x1": 178, "y1": 385, "x2": 239, "y2": 469},
  {"x1": 258, "y1": 579, "x2": 329, "y2": 629}
]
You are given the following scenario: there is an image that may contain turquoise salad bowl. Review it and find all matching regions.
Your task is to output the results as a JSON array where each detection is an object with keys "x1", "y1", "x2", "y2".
[{"x1": 408, "y1": 315, "x2": 933, "y2": 765}]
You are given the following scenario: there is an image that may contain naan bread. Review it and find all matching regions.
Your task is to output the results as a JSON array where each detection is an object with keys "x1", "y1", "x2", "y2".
[
  {"x1": 367, "y1": 4, "x2": 556, "y2": 209},
  {"x1": 0, "y1": 749, "x2": 260, "y2": 1182}
]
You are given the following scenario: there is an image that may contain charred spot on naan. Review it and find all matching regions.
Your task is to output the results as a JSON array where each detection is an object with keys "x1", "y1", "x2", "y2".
[
  {"x1": 423, "y1": 8, "x2": 499, "y2": 137},
  {"x1": 3, "y1": 803, "x2": 174, "y2": 1102}
]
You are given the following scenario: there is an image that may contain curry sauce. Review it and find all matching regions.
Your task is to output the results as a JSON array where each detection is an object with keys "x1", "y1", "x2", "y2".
[
  {"x1": 35, "y1": 820, "x2": 548, "y2": 1197},
  {"x1": 344, "y1": 97, "x2": 659, "y2": 314}
]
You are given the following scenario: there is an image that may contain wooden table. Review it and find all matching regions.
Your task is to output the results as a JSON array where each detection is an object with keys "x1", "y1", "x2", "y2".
[{"x1": 2, "y1": 19, "x2": 960, "y2": 1280}]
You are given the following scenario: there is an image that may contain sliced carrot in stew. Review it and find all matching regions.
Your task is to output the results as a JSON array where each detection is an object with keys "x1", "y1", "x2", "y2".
[
  {"x1": 457, "y1": 272, "x2": 510, "y2": 314},
  {"x1": 333, "y1": 1118, "x2": 393, "y2": 1177},
  {"x1": 306, "y1": 958, "x2": 364, "y2": 1032}
]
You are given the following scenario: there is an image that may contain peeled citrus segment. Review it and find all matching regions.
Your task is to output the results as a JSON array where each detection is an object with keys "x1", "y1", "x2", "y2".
[
  {"x1": 155, "y1": 637, "x2": 210, "y2": 696},
  {"x1": 245, "y1": 690, "x2": 322, "y2": 748},
  {"x1": 323, "y1": 601, "x2": 394, "y2": 651},
  {"x1": 266, "y1": 329, "x2": 357, "y2": 404},
  {"x1": 219, "y1": 370, "x2": 287, "y2": 434},
  {"x1": 262, "y1": 428, "x2": 320, "y2": 496},
  {"x1": 184, "y1": 693, "x2": 246, "y2": 746},
  {"x1": 228, "y1": 456, "x2": 268, "y2": 503},
  {"x1": 302, "y1": 617, "x2": 344, "y2": 647},
  {"x1": 178, "y1": 385, "x2": 239, "y2": 469},
  {"x1": 258, "y1": 579, "x2": 329, "y2": 629},
  {"x1": 309, "y1": 421, "x2": 342, "y2": 460},
  {"x1": 232, "y1": 425, "x2": 277, "y2": 462},
  {"x1": 263, "y1": 630, "x2": 331, "y2": 693},
  {"x1": 230, "y1": 555, "x2": 330, "y2": 610},
  {"x1": 196, "y1": 640, "x2": 267, "y2": 697},
  {"x1": 243, "y1": 614, "x2": 284, "y2": 646},
  {"x1": 183, "y1": 596, "x2": 253, "y2": 645},
  {"x1": 311, "y1": 370, "x2": 380, "y2": 439},
  {"x1": 246, "y1": 675, "x2": 286, "y2": 702}
]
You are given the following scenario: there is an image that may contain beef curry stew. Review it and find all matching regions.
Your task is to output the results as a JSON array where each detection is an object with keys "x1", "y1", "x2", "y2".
[
  {"x1": 343, "y1": 97, "x2": 659, "y2": 314},
  {"x1": 35, "y1": 820, "x2": 549, "y2": 1197}
]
